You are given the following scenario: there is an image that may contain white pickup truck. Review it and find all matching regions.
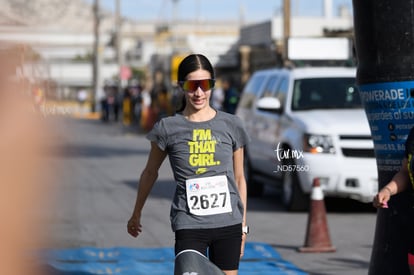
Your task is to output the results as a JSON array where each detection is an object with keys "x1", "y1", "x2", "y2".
[{"x1": 236, "y1": 67, "x2": 377, "y2": 211}]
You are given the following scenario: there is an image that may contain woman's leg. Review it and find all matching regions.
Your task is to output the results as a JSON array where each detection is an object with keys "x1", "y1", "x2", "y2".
[{"x1": 209, "y1": 224, "x2": 242, "y2": 274}]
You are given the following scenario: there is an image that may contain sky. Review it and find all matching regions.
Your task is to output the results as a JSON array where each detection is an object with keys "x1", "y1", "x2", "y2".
[{"x1": 89, "y1": 0, "x2": 353, "y2": 24}]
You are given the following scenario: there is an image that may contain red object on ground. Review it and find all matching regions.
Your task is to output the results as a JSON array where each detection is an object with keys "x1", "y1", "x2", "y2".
[{"x1": 408, "y1": 253, "x2": 414, "y2": 265}]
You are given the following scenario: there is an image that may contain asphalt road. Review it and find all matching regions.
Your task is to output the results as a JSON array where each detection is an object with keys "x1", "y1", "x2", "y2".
[{"x1": 38, "y1": 117, "x2": 377, "y2": 275}]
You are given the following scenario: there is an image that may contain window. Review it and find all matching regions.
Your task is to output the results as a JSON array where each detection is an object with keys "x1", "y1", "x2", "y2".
[
  {"x1": 274, "y1": 76, "x2": 289, "y2": 106},
  {"x1": 260, "y1": 75, "x2": 279, "y2": 98},
  {"x1": 244, "y1": 74, "x2": 266, "y2": 96},
  {"x1": 291, "y1": 78, "x2": 361, "y2": 111},
  {"x1": 239, "y1": 74, "x2": 267, "y2": 109}
]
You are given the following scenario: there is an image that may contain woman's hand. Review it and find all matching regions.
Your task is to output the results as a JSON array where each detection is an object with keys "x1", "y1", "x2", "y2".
[
  {"x1": 373, "y1": 187, "x2": 392, "y2": 209},
  {"x1": 127, "y1": 215, "x2": 142, "y2": 238},
  {"x1": 240, "y1": 233, "x2": 247, "y2": 258}
]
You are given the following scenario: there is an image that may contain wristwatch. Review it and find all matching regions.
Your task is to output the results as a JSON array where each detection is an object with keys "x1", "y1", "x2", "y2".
[{"x1": 242, "y1": 225, "x2": 249, "y2": 235}]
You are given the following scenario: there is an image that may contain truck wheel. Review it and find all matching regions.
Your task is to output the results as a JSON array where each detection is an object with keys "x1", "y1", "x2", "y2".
[
  {"x1": 282, "y1": 160, "x2": 309, "y2": 211},
  {"x1": 244, "y1": 155, "x2": 263, "y2": 197}
]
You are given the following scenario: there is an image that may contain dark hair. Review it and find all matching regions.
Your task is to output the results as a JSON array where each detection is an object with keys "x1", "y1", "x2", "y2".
[
  {"x1": 178, "y1": 54, "x2": 215, "y2": 82},
  {"x1": 176, "y1": 54, "x2": 215, "y2": 112}
]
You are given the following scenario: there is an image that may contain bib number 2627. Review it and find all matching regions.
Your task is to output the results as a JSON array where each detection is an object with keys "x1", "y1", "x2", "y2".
[{"x1": 186, "y1": 175, "x2": 232, "y2": 216}]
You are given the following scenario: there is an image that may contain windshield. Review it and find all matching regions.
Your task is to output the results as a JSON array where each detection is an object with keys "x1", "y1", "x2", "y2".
[{"x1": 291, "y1": 78, "x2": 361, "y2": 111}]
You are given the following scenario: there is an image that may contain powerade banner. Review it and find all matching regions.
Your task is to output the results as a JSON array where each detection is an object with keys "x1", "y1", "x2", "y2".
[
  {"x1": 353, "y1": 1, "x2": 414, "y2": 273},
  {"x1": 359, "y1": 81, "x2": 414, "y2": 172}
]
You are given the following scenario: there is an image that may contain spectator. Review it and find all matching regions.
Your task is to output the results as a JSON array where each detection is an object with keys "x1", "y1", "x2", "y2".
[
  {"x1": 222, "y1": 77, "x2": 239, "y2": 114},
  {"x1": 211, "y1": 78, "x2": 224, "y2": 111}
]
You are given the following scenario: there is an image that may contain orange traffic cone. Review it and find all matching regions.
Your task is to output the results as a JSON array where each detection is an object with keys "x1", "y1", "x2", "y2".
[{"x1": 298, "y1": 178, "x2": 336, "y2": 253}]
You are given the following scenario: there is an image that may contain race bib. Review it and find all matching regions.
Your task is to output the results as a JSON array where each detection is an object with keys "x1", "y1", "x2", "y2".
[{"x1": 185, "y1": 175, "x2": 232, "y2": 216}]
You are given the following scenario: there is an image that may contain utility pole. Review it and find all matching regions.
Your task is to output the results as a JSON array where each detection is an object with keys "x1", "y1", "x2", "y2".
[
  {"x1": 91, "y1": 0, "x2": 101, "y2": 112},
  {"x1": 283, "y1": 0, "x2": 291, "y2": 63},
  {"x1": 115, "y1": 0, "x2": 123, "y2": 90},
  {"x1": 171, "y1": 0, "x2": 179, "y2": 54}
]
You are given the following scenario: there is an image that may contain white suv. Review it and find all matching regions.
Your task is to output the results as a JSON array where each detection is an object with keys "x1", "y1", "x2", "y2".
[{"x1": 236, "y1": 67, "x2": 377, "y2": 211}]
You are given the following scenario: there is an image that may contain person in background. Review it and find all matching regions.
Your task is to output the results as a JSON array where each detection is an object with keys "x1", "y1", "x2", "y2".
[
  {"x1": 129, "y1": 81, "x2": 143, "y2": 125},
  {"x1": 77, "y1": 89, "x2": 88, "y2": 105},
  {"x1": 127, "y1": 54, "x2": 250, "y2": 275},
  {"x1": 222, "y1": 77, "x2": 239, "y2": 114},
  {"x1": 373, "y1": 126, "x2": 414, "y2": 274},
  {"x1": 211, "y1": 78, "x2": 224, "y2": 111},
  {"x1": 100, "y1": 84, "x2": 110, "y2": 122},
  {"x1": 139, "y1": 86, "x2": 152, "y2": 132}
]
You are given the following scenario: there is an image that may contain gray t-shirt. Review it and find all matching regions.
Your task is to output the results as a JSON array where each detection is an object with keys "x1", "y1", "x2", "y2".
[{"x1": 146, "y1": 110, "x2": 250, "y2": 231}]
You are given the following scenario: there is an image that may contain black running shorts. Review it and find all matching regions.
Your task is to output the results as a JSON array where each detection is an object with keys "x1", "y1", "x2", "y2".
[{"x1": 175, "y1": 223, "x2": 242, "y2": 270}]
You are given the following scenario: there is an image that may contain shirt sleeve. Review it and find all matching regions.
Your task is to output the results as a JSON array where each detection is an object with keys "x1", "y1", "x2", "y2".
[
  {"x1": 232, "y1": 116, "x2": 250, "y2": 151},
  {"x1": 146, "y1": 119, "x2": 168, "y2": 151}
]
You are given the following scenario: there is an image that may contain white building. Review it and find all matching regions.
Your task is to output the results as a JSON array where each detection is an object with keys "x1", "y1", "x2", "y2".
[{"x1": 0, "y1": 0, "x2": 353, "y2": 102}]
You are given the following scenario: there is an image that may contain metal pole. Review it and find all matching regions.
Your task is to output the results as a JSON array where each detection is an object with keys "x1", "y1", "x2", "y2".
[
  {"x1": 116, "y1": 0, "x2": 123, "y2": 90},
  {"x1": 283, "y1": 0, "x2": 290, "y2": 62},
  {"x1": 353, "y1": 1, "x2": 414, "y2": 274},
  {"x1": 91, "y1": 0, "x2": 101, "y2": 112},
  {"x1": 172, "y1": 0, "x2": 180, "y2": 53}
]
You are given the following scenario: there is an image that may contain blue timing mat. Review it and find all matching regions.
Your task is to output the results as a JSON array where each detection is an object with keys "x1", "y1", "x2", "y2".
[{"x1": 38, "y1": 242, "x2": 307, "y2": 275}]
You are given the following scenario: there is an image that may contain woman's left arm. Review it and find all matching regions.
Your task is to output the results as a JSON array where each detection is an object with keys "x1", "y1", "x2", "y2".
[{"x1": 233, "y1": 147, "x2": 247, "y2": 257}]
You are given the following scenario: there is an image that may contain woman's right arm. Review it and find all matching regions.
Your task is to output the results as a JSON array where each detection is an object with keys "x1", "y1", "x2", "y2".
[
  {"x1": 127, "y1": 142, "x2": 167, "y2": 237},
  {"x1": 373, "y1": 158, "x2": 411, "y2": 208}
]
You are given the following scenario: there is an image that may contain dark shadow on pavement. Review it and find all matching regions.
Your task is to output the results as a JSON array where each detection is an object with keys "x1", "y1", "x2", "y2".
[
  {"x1": 48, "y1": 143, "x2": 149, "y2": 158},
  {"x1": 123, "y1": 179, "x2": 176, "y2": 200},
  {"x1": 269, "y1": 244, "x2": 370, "y2": 275},
  {"x1": 270, "y1": 243, "x2": 301, "y2": 251},
  {"x1": 300, "y1": 257, "x2": 370, "y2": 275},
  {"x1": 327, "y1": 257, "x2": 370, "y2": 269}
]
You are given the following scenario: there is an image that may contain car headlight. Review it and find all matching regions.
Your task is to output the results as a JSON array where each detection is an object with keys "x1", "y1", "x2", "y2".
[{"x1": 304, "y1": 134, "x2": 335, "y2": 154}]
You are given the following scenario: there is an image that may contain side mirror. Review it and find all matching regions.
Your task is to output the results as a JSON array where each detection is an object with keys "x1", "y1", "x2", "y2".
[{"x1": 256, "y1": 97, "x2": 282, "y2": 112}]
